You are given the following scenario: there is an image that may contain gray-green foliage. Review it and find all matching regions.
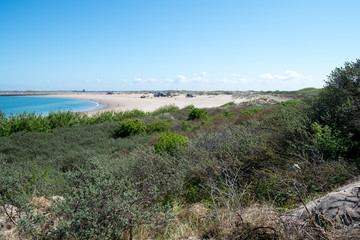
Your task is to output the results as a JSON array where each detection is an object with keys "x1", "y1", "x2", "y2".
[
  {"x1": 123, "y1": 147, "x2": 188, "y2": 202},
  {"x1": 51, "y1": 159, "x2": 163, "y2": 239}
]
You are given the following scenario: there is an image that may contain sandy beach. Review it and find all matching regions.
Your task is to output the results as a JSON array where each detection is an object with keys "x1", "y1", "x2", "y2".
[
  {"x1": 38, "y1": 92, "x2": 290, "y2": 115},
  {"x1": 44, "y1": 93, "x2": 235, "y2": 114}
]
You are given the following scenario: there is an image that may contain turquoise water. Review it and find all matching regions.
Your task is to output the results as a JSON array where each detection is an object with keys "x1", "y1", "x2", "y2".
[{"x1": 0, "y1": 96, "x2": 105, "y2": 116}]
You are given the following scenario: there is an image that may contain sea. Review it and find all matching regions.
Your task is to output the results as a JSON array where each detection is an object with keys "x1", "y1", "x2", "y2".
[{"x1": 0, "y1": 96, "x2": 105, "y2": 116}]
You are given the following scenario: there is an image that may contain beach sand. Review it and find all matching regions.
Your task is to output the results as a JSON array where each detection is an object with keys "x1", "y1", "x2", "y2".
[{"x1": 41, "y1": 92, "x2": 290, "y2": 115}]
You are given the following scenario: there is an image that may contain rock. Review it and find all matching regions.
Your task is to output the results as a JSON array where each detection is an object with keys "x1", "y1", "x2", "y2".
[
  {"x1": 0, "y1": 205, "x2": 22, "y2": 240},
  {"x1": 180, "y1": 237, "x2": 202, "y2": 240},
  {"x1": 284, "y1": 179, "x2": 360, "y2": 226}
]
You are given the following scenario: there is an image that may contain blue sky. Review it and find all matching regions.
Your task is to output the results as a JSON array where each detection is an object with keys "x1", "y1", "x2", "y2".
[{"x1": 0, "y1": 0, "x2": 359, "y2": 91}]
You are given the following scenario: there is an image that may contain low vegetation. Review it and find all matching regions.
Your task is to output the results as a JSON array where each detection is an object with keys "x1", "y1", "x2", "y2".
[
  {"x1": 154, "y1": 131, "x2": 189, "y2": 157},
  {"x1": 187, "y1": 107, "x2": 208, "y2": 121},
  {"x1": 1, "y1": 60, "x2": 360, "y2": 239},
  {"x1": 114, "y1": 119, "x2": 147, "y2": 138}
]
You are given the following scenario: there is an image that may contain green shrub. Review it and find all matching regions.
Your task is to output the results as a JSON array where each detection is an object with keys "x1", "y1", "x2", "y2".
[
  {"x1": 0, "y1": 111, "x2": 11, "y2": 136},
  {"x1": 223, "y1": 110, "x2": 235, "y2": 118},
  {"x1": 147, "y1": 120, "x2": 171, "y2": 133},
  {"x1": 181, "y1": 121, "x2": 193, "y2": 131},
  {"x1": 154, "y1": 131, "x2": 189, "y2": 157},
  {"x1": 281, "y1": 100, "x2": 300, "y2": 108},
  {"x1": 47, "y1": 111, "x2": 77, "y2": 128},
  {"x1": 241, "y1": 108, "x2": 259, "y2": 115},
  {"x1": 183, "y1": 105, "x2": 195, "y2": 110},
  {"x1": 9, "y1": 112, "x2": 52, "y2": 133},
  {"x1": 114, "y1": 119, "x2": 147, "y2": 138},
  {"x1": 188, "y1": 107, "x2": 208, "y2": 121},
  {"x1": 311, "y1": 122, "x2": 355, "y2": 159},
  {"x1": 221, "y1": 101, "x2": 235, "y2": 107},
  {"x1": 151, "y1": 105, "x2": 180, "y2": 116},
  {"x1": 121, "y1": 109, "x2": 147, "y2": 120},
  {"x1": 90, "y1": 111, "x2": 116, "y2": 124}
]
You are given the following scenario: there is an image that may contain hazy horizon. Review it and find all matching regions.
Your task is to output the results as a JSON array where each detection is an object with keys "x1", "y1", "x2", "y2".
[
  {"x1": 1, "y1": 1, "x2": 359, "y2": 91},
  {"x1": 0, "y1": 87, "x2": 319, "y2": 93}
]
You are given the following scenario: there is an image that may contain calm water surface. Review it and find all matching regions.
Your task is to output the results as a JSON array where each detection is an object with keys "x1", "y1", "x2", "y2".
[{"x1": 0, "y1": 96, "x2": 104, "y2": 116}]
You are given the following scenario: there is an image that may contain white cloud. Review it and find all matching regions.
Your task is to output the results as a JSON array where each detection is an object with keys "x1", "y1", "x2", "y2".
[
  {"x1": 133, "y1": 78, "x2": 159, "y2": 84},
  {"x1": 166, "y1": 78, "x2": 175, "y2": 83},
  {"x1": 259, "y1": 70, "x2": 310, "y2": 81},
  {"x1": 201, "y1": 72, "x2": 207, "y2": 77},
  {"x1": 148, "y1": 78, "x2": 158, "y2": 82},
  {"x1": 219, "y1": 76, "x2": 248, "y2": 84},
  {"x1": 219, "y1": 78, "x2": 237, "y2": 84},
  {"x1": 239, "y1": 77, "x2": 249, "y2": 83},
  {"x1": 258, "y1": 73, "x2": 274, "y2": 79},
  {"x1": 175, "y1": 75, "x2": 188, "y2": 84},
  {"x1": 96, "y1": 78, "x2": 101, "y2": 83},
  {"x1": 193, "y1": 73, "x2": 198, "y2": 76},
  {"x1": 256, "y1": 70, "x2": 315, "y2": 90},
  {"x1": 193, "y1": 76, "x2": 209, "y2": 83},
  {"x1": 229, "y1": 74, "x2": 249, "y2": 84}
]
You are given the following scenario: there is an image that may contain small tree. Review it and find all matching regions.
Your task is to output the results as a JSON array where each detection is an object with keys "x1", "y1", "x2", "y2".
[{"x1": 309, "y1": 59, "x2": 360, "y2": 158}]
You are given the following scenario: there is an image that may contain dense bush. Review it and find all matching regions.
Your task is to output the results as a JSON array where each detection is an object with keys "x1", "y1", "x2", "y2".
[
  {"x1": 311, "y1": 122, "x2": 355, "y2": 159},
  {"x1": 114, "y1": 119, "x2": 147, "y2": 138},
  {"x1": 50, "y1": 162, "x2": 157, "y2": 239},
  {"x1": 187, "y1": 107, "x2": 208, "y2": 121},
  {"x1": 122, "y1": 146, "x2": 189, "y2": 204},
  {"x1": 154, "y1": 131, "x2": 189, "y2": 157},
  {"x1": 241, "y1": 108, "x2": 259, "y2": 115},
  {"x1": 146, "y1": 120, "x2": 171, "y2": 133},
  {"x1": 223, "y1": 110, "x2": 235, "y2": 118},
  {"x1": 281, "y1": 100, "x2": 300, "y2": 108}
]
